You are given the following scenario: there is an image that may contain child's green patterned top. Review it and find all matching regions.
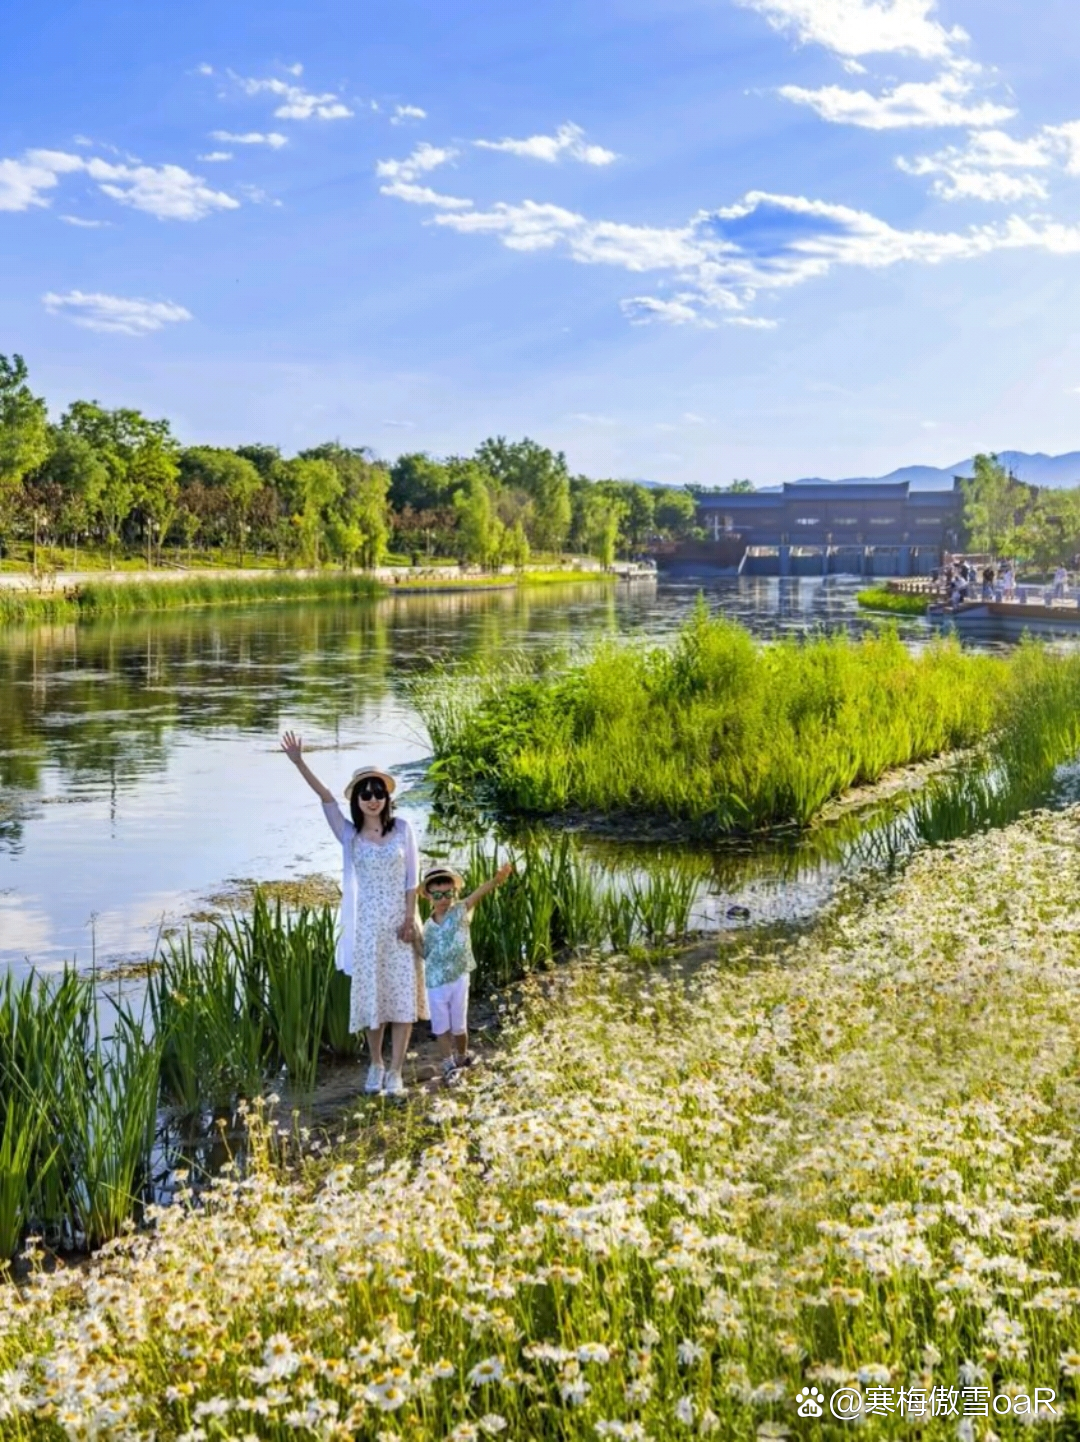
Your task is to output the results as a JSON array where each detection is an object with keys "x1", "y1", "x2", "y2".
[{"x1": 422, "y1": 902, "x2": 475, "y2": 987}]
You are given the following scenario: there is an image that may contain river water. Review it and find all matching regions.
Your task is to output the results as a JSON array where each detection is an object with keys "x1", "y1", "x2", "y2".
[{"x1": 0, "y1": 577, "x2": 942, "y2": 976}]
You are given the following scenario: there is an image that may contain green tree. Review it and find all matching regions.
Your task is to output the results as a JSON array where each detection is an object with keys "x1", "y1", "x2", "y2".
[
  {"x1": 389, "y1": 452, "x2": 455, "y2": 513},
  {"x1": 281, "y1": 457, "x2": 342, "y2": 565},
  {"x1": 29, "y1": 428, "x2": 107, "y2": 565},
  {"x1": 504, "y1": 518, "x2": 531, "y2": 570},
  {"x1": 301, "y1": 444, "x2": 391, "y2": 569},
  {"x1": 1016, "y1": 489, "x2": 1080, "y2": 572},
  {"x1": 0, "y1": 355, "x2": 50, "y2": 548},
  {"x1": 961, "y1": 454, "x2": 1027, "y2": 557},
  {"x1": 475, "y1": 437, "x2": 572, "y2": 553},
  {"x1": 61, "y1": 402, "x2": 178, "y2": 566},
  {"x1": 619, "y1": 483, "x2": 655, "y2": 548},
  {"x1": 653, "y1": 488, "x2": 697, "y2": 538},
  {"x1": 181, "y1": 448, "x2": 262, "y2": 562},
  {"x1": 130, "y1": 435, "x2": 180, "y2": 566},
  {"x1": 452, "y1": 465, "x2": 494, "y2": 566}
]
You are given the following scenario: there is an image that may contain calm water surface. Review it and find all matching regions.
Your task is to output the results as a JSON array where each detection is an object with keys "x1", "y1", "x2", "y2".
[{"x1": 0, "y1": 577, "x2": 935, "y2": 975}]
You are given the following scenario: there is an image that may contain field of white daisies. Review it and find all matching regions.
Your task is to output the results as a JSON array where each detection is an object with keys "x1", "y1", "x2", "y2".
[{"x1": 7, "y1": 806, "x2": 1080, "y2": 1440}]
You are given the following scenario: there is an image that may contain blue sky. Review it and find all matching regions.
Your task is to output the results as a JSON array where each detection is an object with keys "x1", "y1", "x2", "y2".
[{"x1": 3, "y1": 0, "x2": 1080, "y2": 486}]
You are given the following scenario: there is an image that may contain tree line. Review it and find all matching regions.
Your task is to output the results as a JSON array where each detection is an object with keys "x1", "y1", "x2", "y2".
[
  {"x1": 0, "y1": 355, "x2": 698, "y2": 570},
  {"x1": 961, "y1": 453, "x2": 1080, "y2": 570}
]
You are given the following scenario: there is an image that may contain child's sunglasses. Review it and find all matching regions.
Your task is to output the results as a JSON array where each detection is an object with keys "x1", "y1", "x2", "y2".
[
  {"x1": 356, "y1": 779, "x2": 388, "y2": 800},
  {"x1": 426, "y1": 887, "x2": 454, "y2": 899}
]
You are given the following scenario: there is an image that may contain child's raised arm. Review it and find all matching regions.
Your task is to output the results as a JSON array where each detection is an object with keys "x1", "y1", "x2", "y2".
[
  {"x1": 280, "y1": 731, "x2": 335, "y2": 804},
  {"x1": 464, "y1": 861, "x2": 514, "y2": 911}
]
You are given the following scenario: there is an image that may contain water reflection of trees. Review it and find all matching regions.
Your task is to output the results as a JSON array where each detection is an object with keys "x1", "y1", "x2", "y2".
[{"x1": 0, "y1": 586, "x2": 630, "y2": 803}]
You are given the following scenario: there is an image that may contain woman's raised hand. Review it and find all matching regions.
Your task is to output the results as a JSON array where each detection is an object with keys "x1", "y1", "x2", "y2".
[{"x1": 280, "y1": 730, "x2": 304, "y2": 764}]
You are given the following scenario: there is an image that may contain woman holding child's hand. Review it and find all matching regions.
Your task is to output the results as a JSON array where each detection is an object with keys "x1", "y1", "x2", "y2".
[{"x1": 280, "y1": 730, "x2": 427, "y2": 1098}]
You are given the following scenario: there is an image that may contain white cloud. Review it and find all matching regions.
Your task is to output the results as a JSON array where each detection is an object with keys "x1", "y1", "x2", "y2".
[
  {"x1": 735, "y1": 0, "x2": 967, "y2": 60},
  {"x1": 197, "y1": 63, "x2": 214, "y2": 76},
  {"x1": 726, "y1": 315, "x2": 780, "y2": 328},
  {"x1": 375, "y1": 142, "x2": 470, "y2": 207},
  {"x1": 87, "y1": 159, "x2": 238, "y2": 220},
  {"x1": 59, "y1": 214, "x2": 110, "y2": 227},
  {"x1": 0, "y1": 156, "x2": 64, "y2": 211},
  {"x1": 391, "y1": 105, "x2": 427, "y2": 125},
  {"x1": 475, "y1": 122, "x2": 616, "y2": 166},
  {"x1": 376, "y1": 142, "x2": 456, "y2": 182},
  {"x1": 1044, "y1": 121, "x2": 1080, "y2": 175},
  {"x1": 237, "y1": 183, "x2": 282, "y2": 207},
  {"x1": 898, "y1": 157, "x2": 1047, "y2": 202},
  {"x1": 284, "y1": 63, "x2": 304, "y2": 77},
  {"x1": 621, "y1": 297, "x2": 717, "y2": 327},
  {"x1": 43, "y1": 291, "x2": 192, "y2": 335},
  {"x1": 198, "y1": 151, "x2": 233, "y2": 163},
  {"x1": 380, "y1": 180, "x2": 471, "y2": 209},
  {"x1": 779, "y1": 74, "x2": 1015, "y2": 130},
  {"x1": 571, "y1": 412, "x2": 618, "y2": 425},
  {"x1": 898, "y1": 128, "x2": 1057, "y2": 202},
  {"x1": 210, "y1": 130, "x2": 288, "y2": 148},
  {"x1": 231, "y1": 72, "x2": 353, "y2": 120},
  {"x1": 24, "y1": 149, "x2": 239, "y2": 220},
  {"x1": 383, "y1": 146, "x2": 1080, "y2": 328}
]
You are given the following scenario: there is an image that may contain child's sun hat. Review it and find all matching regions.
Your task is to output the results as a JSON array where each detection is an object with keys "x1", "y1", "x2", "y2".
[{"x1": 422, "y1": 865, "x2": 464, "y2": 890}]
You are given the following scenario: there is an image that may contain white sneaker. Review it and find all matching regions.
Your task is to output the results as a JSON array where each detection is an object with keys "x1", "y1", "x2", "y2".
[
  {"x1": 364, "y1": 1064, "x2": 384, "y2": 1094},
  {"x1": 383, "y1": 1070, "x2": 405, "y2": 1097}
]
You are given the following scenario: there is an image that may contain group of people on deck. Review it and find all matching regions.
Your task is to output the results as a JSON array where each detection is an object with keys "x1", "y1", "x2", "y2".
[
  {"x1": 938, "y1": 557, "x2": 1072, "y2": 607},
  {"x1": 280, "y1": 731, "x2": 512, "y2": 1097}
]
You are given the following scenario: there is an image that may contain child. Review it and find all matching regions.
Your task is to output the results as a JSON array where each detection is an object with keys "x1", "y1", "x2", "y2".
[{"x1": 421, "y1": 861, "x2": 513, "y2": 1080}]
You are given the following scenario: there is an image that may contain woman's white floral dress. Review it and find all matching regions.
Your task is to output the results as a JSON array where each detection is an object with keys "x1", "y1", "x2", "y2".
[
  {"x1": 322, "y1": 802, "x2": 427, "y2": 1033},
  {"x1": 349, "y1": 823, "x2": 428, "y2": 1033}
]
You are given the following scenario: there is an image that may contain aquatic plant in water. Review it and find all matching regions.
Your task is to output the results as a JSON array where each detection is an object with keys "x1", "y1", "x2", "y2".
[{"x1": 415, "y1": 603, "x2": 1080, "y2": 837}]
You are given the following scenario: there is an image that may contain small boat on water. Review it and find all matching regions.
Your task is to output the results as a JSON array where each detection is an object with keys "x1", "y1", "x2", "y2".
[{"x1": 928, "y1": 596, "x2": 1080, "y2": 639}]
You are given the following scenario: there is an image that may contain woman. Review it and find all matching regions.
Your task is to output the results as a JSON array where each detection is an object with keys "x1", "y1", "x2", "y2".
[{"x1": 280, "y1": 731, "x2": 427, "y2": 1096}]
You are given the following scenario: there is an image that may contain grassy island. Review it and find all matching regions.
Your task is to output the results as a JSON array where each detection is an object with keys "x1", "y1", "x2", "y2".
[
  {"x1": 416, "y1": 604, "x2": 1080, "y2": 834},
  {"x1": 856, "y1": 586, "x2": 930, "y2": 617}
]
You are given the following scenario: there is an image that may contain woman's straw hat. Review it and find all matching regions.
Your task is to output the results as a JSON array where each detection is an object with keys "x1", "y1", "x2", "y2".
[
  {"x1": 344, "y1": 766, "x2": 397, "y2": 800},
  {"x1": 422, "y1": 864, "x2": 464, "y2": 890}
]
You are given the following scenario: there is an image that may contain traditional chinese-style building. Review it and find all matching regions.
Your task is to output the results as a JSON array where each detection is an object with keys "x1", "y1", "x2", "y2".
[{"x1": 651, "y1": 478, "x2": 965, "y2": 577}]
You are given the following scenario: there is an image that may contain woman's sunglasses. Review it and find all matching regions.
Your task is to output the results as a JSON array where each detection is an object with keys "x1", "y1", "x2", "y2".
[
  {"x1": 356, "y1": 780, "x2": 388, "y2": 801},
  {"x1": 426, "y1": 887, "x2": 454, "y2": 899}
]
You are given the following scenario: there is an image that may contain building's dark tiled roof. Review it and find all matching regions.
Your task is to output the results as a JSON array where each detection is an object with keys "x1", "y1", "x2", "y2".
[{"x1": 696, "y1": 479, "x2": 959, "y2": 510}]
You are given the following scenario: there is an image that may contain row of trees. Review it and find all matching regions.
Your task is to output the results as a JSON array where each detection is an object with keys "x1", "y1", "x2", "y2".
[
  {"x1": 0, "y1": 355, "x2": 699, "y2": 571},
  {"x1": 961, "y1": 454, "x2": 1080, "y2": 570}
]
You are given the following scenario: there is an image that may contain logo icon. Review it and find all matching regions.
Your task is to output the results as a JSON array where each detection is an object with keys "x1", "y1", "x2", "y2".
[{"x1": 795, "y1": 1387, "x2": 824, "y2": 1418}]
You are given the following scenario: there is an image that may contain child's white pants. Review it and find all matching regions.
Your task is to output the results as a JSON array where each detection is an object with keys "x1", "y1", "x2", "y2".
[{"x1": 428, "y1": 974, "x2": 469, "y2": 1037}]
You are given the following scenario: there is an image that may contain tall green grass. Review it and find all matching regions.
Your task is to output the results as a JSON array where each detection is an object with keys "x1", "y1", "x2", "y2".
[
  {"x1": 451, "y1": 833, "x2": 709, "y2": 988},
  {"x1": 148, "y1": 894, "x2": 343, "y2": 1114},
  {"x1": 0, "y1": 572, "x2": 383, "y2": 626},
  {"x1": 413, "y1": 602, "x2": 1012, "y2": 834},
  {"x1": 0, "y1": 969, "x2": 164, "y2": 1257},
  {"x1": 856, "y1": 587, "x2": 930, "y2": 617}
]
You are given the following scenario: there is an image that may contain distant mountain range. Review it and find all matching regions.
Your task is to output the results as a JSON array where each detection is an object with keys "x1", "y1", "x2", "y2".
[
  {"x1": 794, "y1": 451, "x2": 1080, "y2": 491},
  {"x1": 635, "y1": 452, "x2": 1080, "y2": 493}
]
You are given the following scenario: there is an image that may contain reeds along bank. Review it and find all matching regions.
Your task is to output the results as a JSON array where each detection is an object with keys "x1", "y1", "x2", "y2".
[
  {"x1": 0, "y1": 840, "x2": 706, "y2": 1265},
  {"x1": 0, "y1": 573, "x2": 384, "y2": 626}
]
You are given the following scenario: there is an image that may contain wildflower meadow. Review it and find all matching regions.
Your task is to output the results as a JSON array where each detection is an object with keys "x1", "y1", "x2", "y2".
[{"x1": 4, "y1": 802, "x2": 1080, "y2": 1438}]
